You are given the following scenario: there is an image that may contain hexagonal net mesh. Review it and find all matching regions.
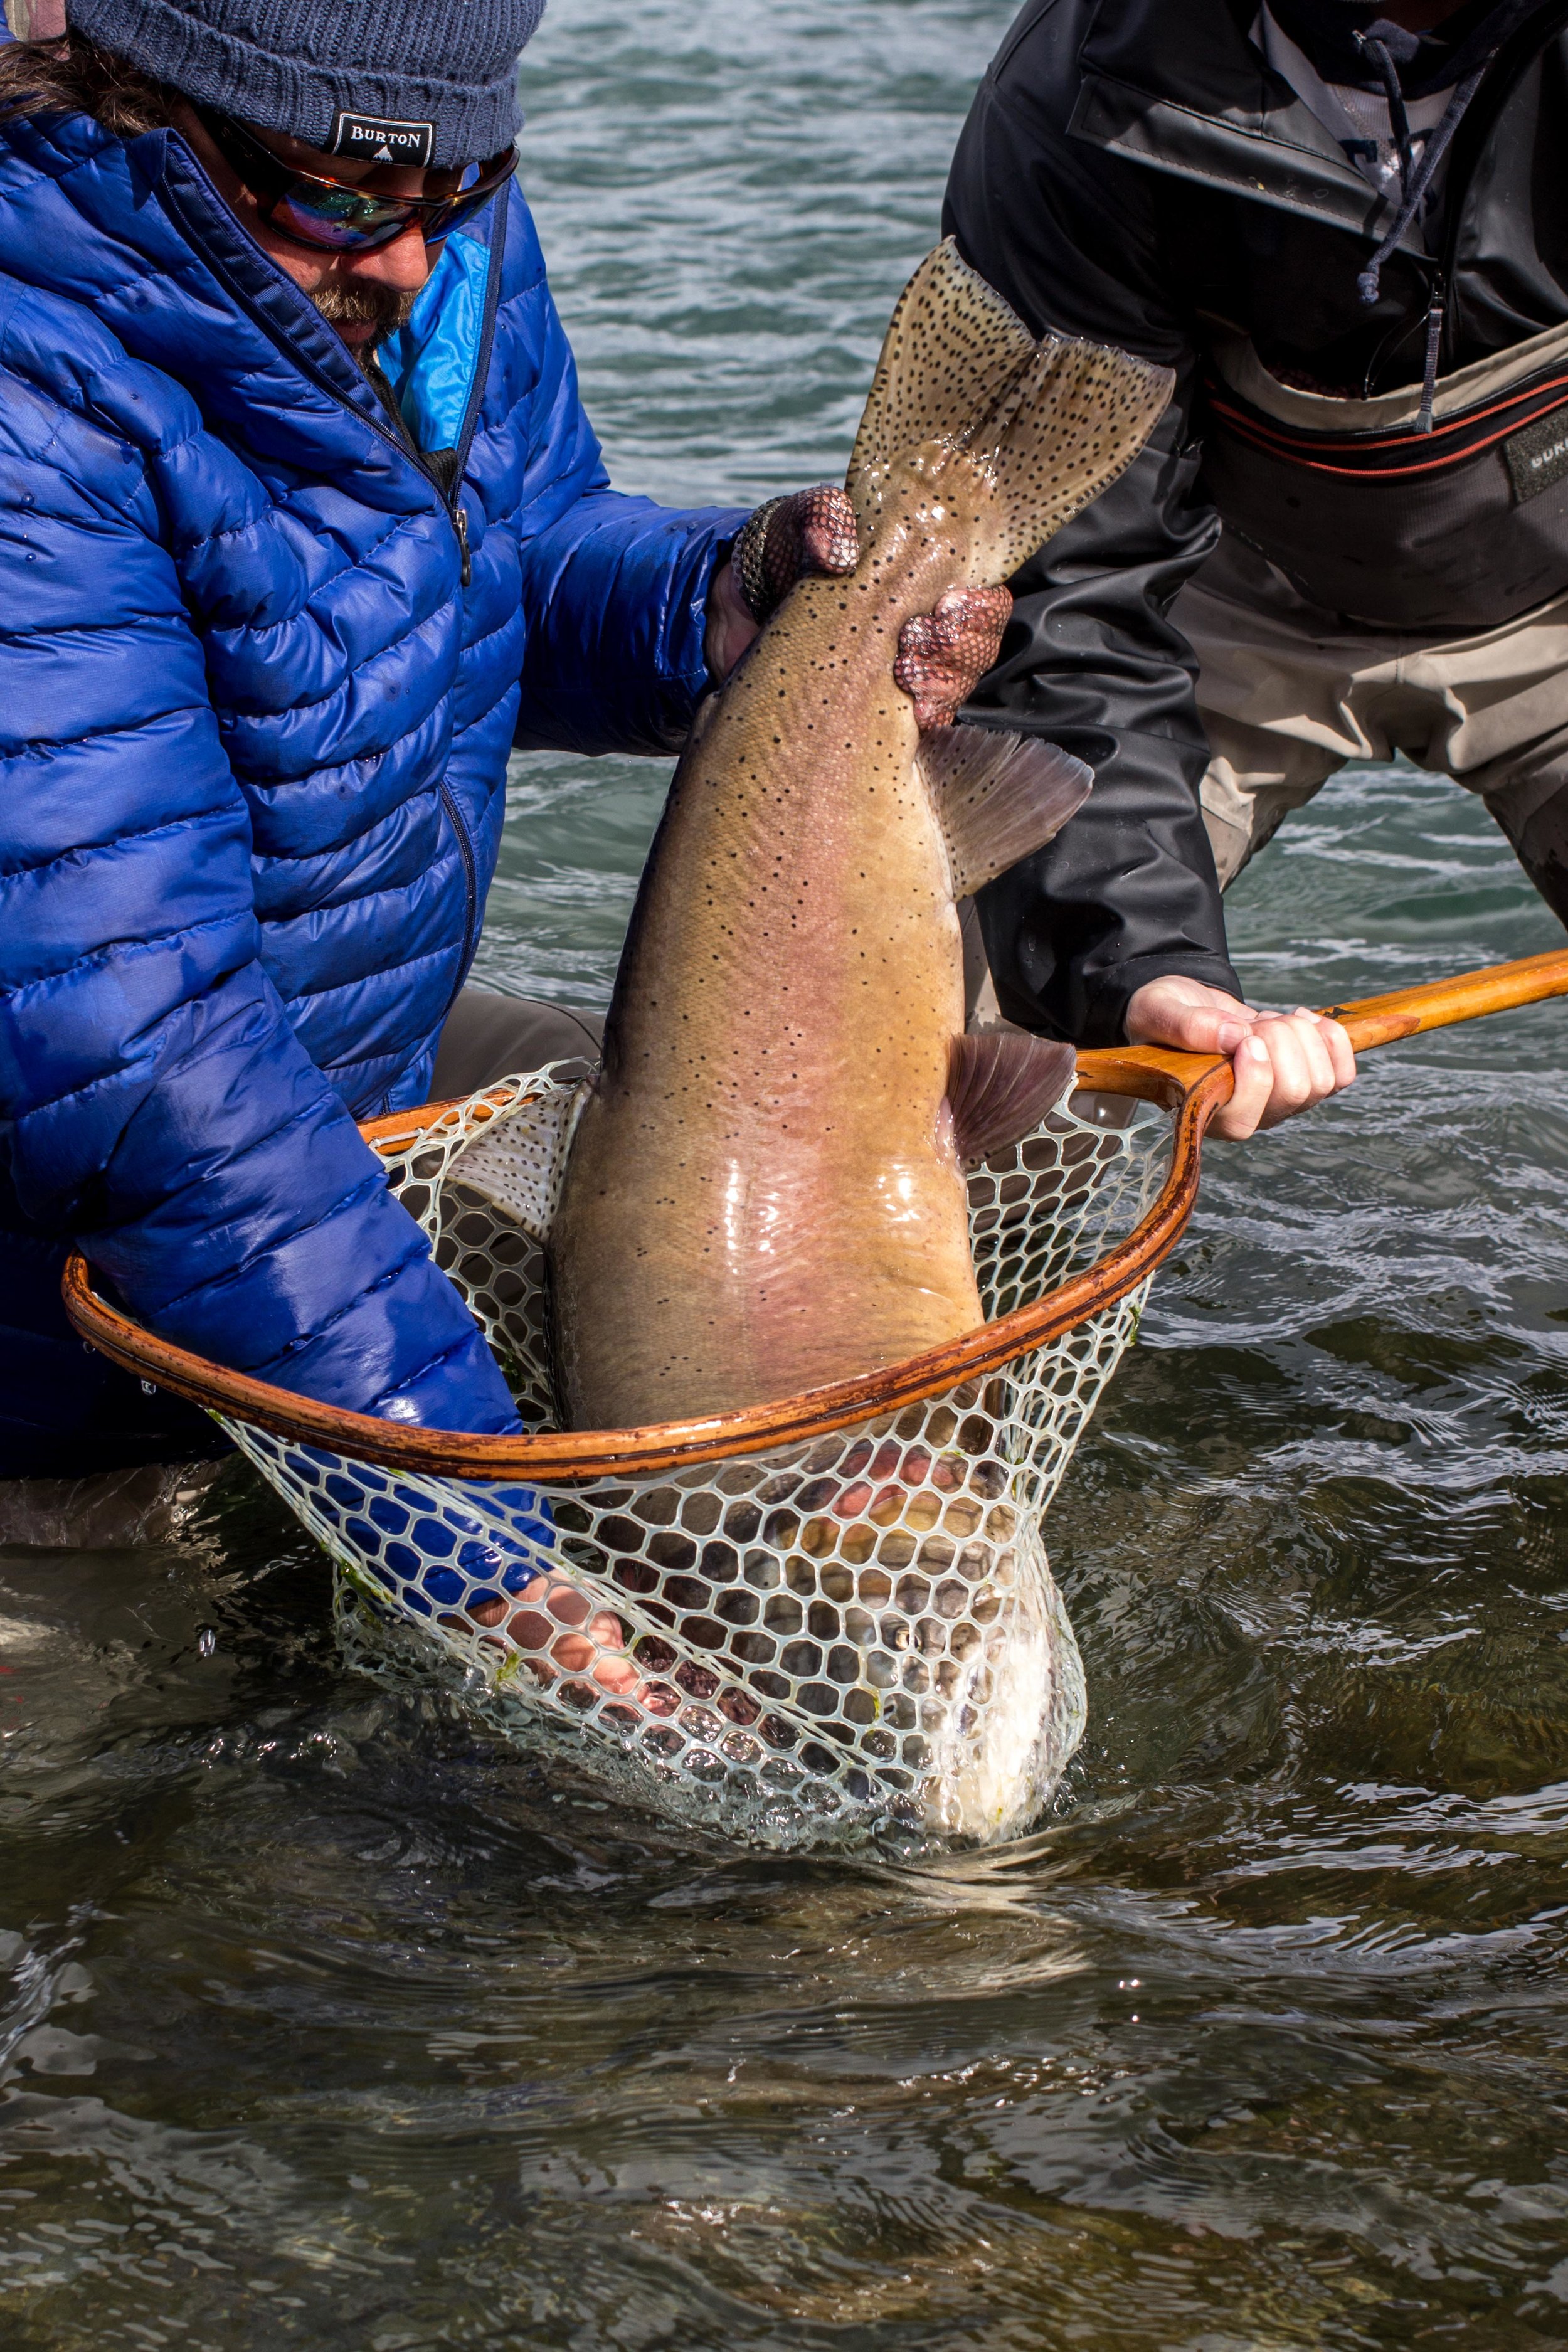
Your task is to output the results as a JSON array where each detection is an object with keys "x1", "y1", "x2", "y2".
[{"x1": 220, "y1": 1067, "x2": 1172, "y2": 1848}]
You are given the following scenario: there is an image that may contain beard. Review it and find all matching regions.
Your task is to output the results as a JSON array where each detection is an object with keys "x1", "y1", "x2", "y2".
[{"x1": 312, "y1": 278, "x2": 417, "y2": 363}]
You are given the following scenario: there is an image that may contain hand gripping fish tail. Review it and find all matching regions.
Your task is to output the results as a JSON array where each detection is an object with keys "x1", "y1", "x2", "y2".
[{"x1": 547, "y1": 241, "x2": 1173, "y2": 1433}]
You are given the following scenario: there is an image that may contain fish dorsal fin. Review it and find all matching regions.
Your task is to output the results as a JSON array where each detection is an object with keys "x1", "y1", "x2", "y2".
[
  {"x1": 845, "y1": 237, "x2": 1174, "y2": 576},
  {"x1": 918, "y1": 724, "x2": 1093, "y2": 896},
  {"x1": 453, "y1": 1078, "x2": 590, "y2": 1241},
  {"x1": 947, "y1": 1031, "x2": 1078, "y2": 1165}
]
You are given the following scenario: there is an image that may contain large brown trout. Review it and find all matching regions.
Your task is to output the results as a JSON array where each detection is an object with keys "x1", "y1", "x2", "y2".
[{"x1": 549, "y1": 243, "x2": 1172, "y2": 1429}]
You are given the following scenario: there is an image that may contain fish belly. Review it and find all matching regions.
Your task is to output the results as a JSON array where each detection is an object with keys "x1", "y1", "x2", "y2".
[{"x1": 552, "y1": 576, "x2": 981, "y2": 1429}]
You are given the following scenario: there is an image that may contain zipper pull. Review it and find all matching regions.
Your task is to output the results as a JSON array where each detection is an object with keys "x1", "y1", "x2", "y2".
[
  {"x1": 1418, "y1": 295, "x2": 1444, "y2": 436},
  {"x1": 453, "y1": 502, "x2": 472, "y2": 588}
]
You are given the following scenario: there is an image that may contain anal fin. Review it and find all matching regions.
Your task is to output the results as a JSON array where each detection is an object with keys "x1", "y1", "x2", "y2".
[
  {"x1": 919, "y1": 725, "x2": 1093, "y2": 897},
  {"x1": 453, "y1": 1078, "x2": 590, "y2": 1241},
  {"x1": 947, "y1": 1031, "x2": 1077, "y2": 1165}
]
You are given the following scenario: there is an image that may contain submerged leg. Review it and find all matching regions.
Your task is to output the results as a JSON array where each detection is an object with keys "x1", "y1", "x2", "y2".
[{"x1": 1486, "y1": 770, "x2": 1568, "y2": 931}]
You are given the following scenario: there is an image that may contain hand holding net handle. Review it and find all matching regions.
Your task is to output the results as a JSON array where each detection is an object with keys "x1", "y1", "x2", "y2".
[{"x1": 1074, "y1": 945, "x2": 1568, "y2": 1108}]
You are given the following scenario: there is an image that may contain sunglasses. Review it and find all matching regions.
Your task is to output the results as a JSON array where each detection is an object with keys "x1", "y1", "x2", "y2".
[{"x1": 194, "y1": 107, "x2": 518, "y2": 255}]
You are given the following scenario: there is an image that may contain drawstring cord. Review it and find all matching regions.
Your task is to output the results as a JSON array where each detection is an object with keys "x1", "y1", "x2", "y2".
[
  {"x1": 1353, "y1": 33, "x2": 1491, "y2": 433},
  {"x1": 1365, "y1": 29, "x2": 1418, "y2": 198}
]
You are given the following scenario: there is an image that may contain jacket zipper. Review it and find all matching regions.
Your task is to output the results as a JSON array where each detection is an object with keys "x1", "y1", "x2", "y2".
[
  {"x1": 440, "y1": 778, "x2": 480, "y2": 982},
  {"x1": 441, "y1": 216, "x2": 504, "y2": 595},
  {"x1": 453, "y1": 223, "x2": 506, "y2": 494},
  {"x1": 428, "y1": 222, "x2": 504, "y2": 993},
  {"x1": 433, "y1": 223, "x2": 507, "y2": 1000},
  {"x1": 160, "y1": 157, "x2": 511, "y2": 1015}
]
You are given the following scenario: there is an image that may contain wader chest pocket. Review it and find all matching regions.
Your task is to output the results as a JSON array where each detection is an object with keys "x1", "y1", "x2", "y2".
[{"x1": 1198, "y1": 341, "x2": 1568, "y2": 631}]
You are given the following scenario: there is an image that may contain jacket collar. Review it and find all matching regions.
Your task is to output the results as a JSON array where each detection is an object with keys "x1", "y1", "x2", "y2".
[
  {"x1": 1067, "y1": 0, "x2": 1437, "y2": 249},
  {"x1": 0, "y1": 109, "x2": 426, "y2": 469}
]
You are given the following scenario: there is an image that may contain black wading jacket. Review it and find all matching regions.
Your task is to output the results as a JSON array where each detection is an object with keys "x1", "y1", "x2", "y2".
[{"x1": 948, "y1": 0, "x2": 1568, "y2": 1042}]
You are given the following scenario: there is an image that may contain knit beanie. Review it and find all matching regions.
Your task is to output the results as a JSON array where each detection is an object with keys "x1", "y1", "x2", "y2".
[{"x1": 62, "y1": 0, "x2": 544, "y2": 165}]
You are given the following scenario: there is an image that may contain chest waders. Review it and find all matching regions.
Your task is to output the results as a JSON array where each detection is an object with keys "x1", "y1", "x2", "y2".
[
  {"x1": 1199, "y1": 319, "x2": 1568, "y2": 633},
  {"x1": 1193, "y1": 324, "x2": 1568, "y2": 924}
]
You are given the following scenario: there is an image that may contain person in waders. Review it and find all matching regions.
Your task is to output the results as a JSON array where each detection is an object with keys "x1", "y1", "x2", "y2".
[
  {"x1": 943, "y1": 0, "x2": 1568, "y2": 1125},
  {"x1": 0, "y1": 0, "x2": 1013, "y2": 1544}
]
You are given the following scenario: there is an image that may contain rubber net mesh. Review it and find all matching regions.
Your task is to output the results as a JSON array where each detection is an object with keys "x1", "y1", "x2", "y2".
[{"x1": 218, "y1": 1068, "x2": 1171, "y2": 1848}]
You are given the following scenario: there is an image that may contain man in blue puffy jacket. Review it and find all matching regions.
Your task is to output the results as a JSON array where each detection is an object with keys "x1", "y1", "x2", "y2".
[{"x1": 0, "y1": 1, "x2": 1009, "y2": 1518}]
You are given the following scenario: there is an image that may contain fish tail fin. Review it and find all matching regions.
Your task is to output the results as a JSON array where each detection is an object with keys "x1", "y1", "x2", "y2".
[
  {"x1": 846, "y1": 241, "x2": 1038, "y2": 521},
  {"x1": 845, "y1": 238, "x2": 1174, "y2": 577}
]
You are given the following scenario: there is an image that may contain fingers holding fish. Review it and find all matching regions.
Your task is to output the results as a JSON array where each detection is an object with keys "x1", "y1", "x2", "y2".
[
  {"x1": 458, "y1": 1570, "x2": 766, "y2": 1730},
  {"x1": 893, "y1": 583, "x2": 1013, "y2": 729},
  {"x1": 827, "y1": 1438, "x2": 968, "y2": 1522},
  {"x1": 784, "y1": 483, "x2": 862, "y2": 586},
  {"x1": 714, "y1": 482, "x2": 1014, "y2": 723},
  {"x1": 705, "y1": 482, "x2": 862, "y2": 677},
  {"x1": 718, "y1": 487, "x2": 1012, "y2": 726},
  {"x1": 733, "y1": 484, "x2": 861, "y2": 620}
]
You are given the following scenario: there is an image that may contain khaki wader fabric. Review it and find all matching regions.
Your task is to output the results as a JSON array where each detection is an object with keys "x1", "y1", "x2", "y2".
[{"x1": 1179, "y1": 532, "x2": 1568, "y2": 895}]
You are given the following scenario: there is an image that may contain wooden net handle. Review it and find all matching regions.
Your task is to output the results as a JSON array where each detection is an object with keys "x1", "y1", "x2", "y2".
[
  {"x1": 1073, "y1": 944, "x2": 1568, "y2": 1104},
  {"x1": 58, "y1": 946, "x2": 1568, "y2": 1481},
  {"x1": 1324, "y1": 944, "x2": 1568, "y2": 1050}
]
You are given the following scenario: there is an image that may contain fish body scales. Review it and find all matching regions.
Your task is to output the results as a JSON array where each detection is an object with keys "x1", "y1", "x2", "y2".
[
  {"x1": 553, "y1": 526, "x2": 976, "y2": 1427},
  {"x1": 550, "y1": 243, "x2": 1173, "y2": 1429}
]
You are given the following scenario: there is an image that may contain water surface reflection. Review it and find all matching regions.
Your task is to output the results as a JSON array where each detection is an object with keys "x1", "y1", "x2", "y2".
[{"x1": 5, "y1": 0, "x2": 1568, "y2": 2339}]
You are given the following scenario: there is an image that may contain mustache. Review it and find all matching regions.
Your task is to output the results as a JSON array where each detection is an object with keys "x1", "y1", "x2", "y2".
[{"x1": 312, "y1": 280, "x2": 417, "y2": 339}]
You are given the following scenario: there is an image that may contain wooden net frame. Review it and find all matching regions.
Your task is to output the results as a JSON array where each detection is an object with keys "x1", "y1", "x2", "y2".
[{"x1": 63, "y1": 952, "x2": 1568, "y2": 1845}]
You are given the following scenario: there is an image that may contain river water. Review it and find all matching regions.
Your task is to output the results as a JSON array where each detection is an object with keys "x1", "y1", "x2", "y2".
[{"x1": 6, "y1": 1, "x2": 1568, "y2": 2343}]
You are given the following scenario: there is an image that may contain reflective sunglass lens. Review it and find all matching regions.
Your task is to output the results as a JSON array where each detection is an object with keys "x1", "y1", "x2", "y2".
[
  {"x1": 422, "y1": 191, "x2": 495, "y2": 244},
  {"x1": 273, "y1": 193, "x2": 410, "y2": 252}
]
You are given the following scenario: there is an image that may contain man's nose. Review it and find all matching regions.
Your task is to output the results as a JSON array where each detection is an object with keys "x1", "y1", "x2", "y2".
[{"x1": 349, "y1": 220, "x2": 433, "y2": 294}]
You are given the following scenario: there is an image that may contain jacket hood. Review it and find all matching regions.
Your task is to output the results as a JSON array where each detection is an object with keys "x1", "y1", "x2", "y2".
[{"x1": 1266, "y1": 1, "x2": 1544, "y2": 97}]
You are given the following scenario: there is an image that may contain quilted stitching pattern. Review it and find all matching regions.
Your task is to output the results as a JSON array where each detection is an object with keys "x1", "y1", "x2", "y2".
[{"x1": 0, "y1": 109, "x2": 746, "y2": 1472}]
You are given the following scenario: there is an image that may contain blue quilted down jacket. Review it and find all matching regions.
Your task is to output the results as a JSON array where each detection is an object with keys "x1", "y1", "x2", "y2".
[{"x1": 0, "y1": 105, "x2": 746, "y2": 1477}]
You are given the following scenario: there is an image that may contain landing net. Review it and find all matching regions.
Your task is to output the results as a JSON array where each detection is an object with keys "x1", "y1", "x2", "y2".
[{"x1": 216, "y1": 1066, "x2": 1172, "y2": 1848}]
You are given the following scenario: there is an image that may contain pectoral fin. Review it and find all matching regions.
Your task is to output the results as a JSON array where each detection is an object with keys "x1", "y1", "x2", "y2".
[
  {"x1": 919, "y1": 725, "x2": 1093, "y2": 897},
  {"x1": 946, "y1": 1031, "x2": 1078, "y2": 1165}
]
